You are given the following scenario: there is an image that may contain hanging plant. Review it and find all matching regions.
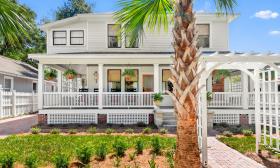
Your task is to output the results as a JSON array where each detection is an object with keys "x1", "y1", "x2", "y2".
[
  {"x1": 44, "y1": 68, "x2": 57, "y2": 81},
  {"x1": 63, "y1": 69, "x2": 77, "y2": 80},
  {"x1": 122, "y1": 69, "x2": 135, "y2": 80},
  {"x1": 213, "y1": 70, "x2": 231, "y2": 83},
  {"x1": 153, "y1": 93, "x2": 164, "y2": 107}
]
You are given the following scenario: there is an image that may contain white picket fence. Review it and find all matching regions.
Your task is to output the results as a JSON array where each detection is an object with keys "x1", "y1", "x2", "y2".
[{"x1": 0, "y1": 91, "x2": 38, "y2": 119}]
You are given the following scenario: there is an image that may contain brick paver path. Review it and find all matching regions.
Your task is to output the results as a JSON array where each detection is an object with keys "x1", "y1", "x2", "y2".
[
  {"x1": 0, "y1": 114, "x2": 37, "y2": 136},
  {"x1": 207, "y1": 137, "x2": 266, "y2": 168}
]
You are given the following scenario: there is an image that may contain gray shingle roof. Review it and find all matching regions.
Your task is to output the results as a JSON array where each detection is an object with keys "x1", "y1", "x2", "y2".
[{"x1": 0, "y1": 56, "x2": 37, "y2": 79}]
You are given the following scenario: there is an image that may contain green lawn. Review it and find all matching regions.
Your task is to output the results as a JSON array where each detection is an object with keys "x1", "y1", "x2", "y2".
[
  {"x1": 218, "y1": 136, "x2": 256, "y2": 154},
  {"x1": 0, "y1": 135, "x2": 176, "y2": 166}
]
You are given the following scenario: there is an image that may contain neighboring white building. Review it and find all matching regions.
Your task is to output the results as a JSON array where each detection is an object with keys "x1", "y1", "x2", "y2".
[{"x1": 29, "y1": 13, "x2": 251, "y2": 125}]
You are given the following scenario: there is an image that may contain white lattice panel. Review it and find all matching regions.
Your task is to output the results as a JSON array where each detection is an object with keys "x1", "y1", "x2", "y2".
[
  {"x1": 213, "y1": 114, "x2": 240, "y2": 125},
  {"x1": 48, "y1": 113, "x2": 97, "y2": 124},
  {"x1": 107, "y1": 113, "x2": 149, "y2": 125}
]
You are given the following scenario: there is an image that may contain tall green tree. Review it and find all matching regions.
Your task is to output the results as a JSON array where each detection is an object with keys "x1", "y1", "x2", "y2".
[
  {"x1": 55, "y1": 0, "x2": 94, "y2": 20},
  {"x1": 115, "y1": 0, "x2": 236, "y2": 167}
]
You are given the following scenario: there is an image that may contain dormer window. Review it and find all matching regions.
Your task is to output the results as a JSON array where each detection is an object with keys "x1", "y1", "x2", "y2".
[
  {"x1": 108, "y1": 24, "x2": 121, "y2": 48},
  {"x1": 197, "y1": 24, "x2": 210, "y2": 48},
  {"x1": 53, "y1": 31, "x2": 67, "y2": 45},
  {"x1": 70, "y1": 30, "x2": 84, "y2": 45}
]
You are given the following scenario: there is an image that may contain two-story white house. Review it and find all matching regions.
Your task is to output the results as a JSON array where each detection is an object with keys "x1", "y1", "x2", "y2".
[{"x1": 29, "y1": 13, "x2": 252, "y2": 126}]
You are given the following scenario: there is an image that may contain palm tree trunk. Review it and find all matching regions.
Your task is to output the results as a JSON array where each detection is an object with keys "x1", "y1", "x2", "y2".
[{"x1": 169, "y1": 0, "x2": 201, "y2": 167}]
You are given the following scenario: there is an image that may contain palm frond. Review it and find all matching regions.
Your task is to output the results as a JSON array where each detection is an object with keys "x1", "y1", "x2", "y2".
[
  {"x1": 0, "y1": 0, "x2": 33, "y2": 46},
  {"x1": 214, "y1": 0, "x2": 237, "y2": 15},
  {"x1": 114, "y1": 0, "x2": 173, "y2": 46}
]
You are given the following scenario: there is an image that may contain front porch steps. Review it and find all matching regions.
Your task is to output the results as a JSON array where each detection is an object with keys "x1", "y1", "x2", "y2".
[{"x1": 161, "y1": 109, "x2": 177, "y2": 128}]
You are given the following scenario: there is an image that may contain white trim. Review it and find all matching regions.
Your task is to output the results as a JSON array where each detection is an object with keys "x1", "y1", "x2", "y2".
[{"x1": 4, "y1": 76, "x2": 14, "y2": 91}]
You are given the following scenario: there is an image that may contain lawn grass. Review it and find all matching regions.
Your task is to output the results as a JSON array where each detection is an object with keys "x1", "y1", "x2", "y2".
[
  {"x1": 218, "y1": 136, "x2": 256, "y2": 154},
  {"x1": 0, "y1": 135, "x2": 176, "y2": 166}
]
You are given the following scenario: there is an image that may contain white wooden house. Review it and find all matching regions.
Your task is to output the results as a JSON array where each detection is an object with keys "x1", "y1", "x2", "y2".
[{"x1": 28, "y1": 13, "x2": 256, "y2": 126}]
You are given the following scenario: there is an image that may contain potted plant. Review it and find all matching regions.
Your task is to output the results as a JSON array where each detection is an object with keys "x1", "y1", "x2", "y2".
[
  {"x1": 44, "y1": 68, "x2": 57, "y2": 81},
  {"x1": 207, "y1": 91, "x2": 213, "y2": 102},
  {"x1": 122, "y1": 69, "x2": 135, "y2": 81},
  {"x1": 63, "y1": 69, "x2": 77, "y2": 80},
  {"x1": 153, "y1": 93, "x2": 163, "y2": 107}
]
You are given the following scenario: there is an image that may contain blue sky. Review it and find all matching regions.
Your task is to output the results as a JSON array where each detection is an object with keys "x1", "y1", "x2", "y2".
[{"x1": 19, "y1": 0, "x2": 280, "y2": 53}]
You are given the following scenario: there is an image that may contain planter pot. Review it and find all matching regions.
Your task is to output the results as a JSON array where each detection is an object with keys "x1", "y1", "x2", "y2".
[
  {"x1": 125, "y1": 76, "x2": 131, "y2": 81},
  {"x1": 45, "y1": 76, "x2": 54, "y2": 81},
  {"x1": 153, "y1": 100, "x2": 161, "y2": 107},
  {"x1": 65, "y1": 74, "x2": 75, "y2": 80}
]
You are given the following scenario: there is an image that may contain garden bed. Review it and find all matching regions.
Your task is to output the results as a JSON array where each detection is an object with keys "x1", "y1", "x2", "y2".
[{"x1": 0, "y1": 134, "x2": 176, "y2": 167}]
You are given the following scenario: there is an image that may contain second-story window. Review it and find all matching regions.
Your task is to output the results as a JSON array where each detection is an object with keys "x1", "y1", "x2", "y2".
[
  {"x1": 108, "y1": 24, "x2": 121, "y2": 48},
  {"x1": 70, "y1": 30, "x2": 84, "y2": 45},
  {"x1": 53, "y1": 31, "x2": 67, "y2": 45},
  {"x1": 125, "y1": 34, "x2": 139, "y2": 48},
  {"x1": 197, "y1": 24, "x2": 210, "y2": 48}
]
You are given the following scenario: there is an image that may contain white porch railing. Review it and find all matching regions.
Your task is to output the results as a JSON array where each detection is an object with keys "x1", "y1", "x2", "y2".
[
  {"x1": 208, "y1": 92, "x2": 243, "y2": 108},
  {"x1": 102, "y1": 92, "x2": 154, "y2": 108},
  {"x1": 43, "y1": 92, "x2": 99, "y2": 108}
]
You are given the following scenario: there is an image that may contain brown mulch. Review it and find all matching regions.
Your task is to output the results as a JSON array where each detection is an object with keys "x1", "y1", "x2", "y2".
[{"x1": 245, "y1": 151, "x2": 280, "y2": 168}]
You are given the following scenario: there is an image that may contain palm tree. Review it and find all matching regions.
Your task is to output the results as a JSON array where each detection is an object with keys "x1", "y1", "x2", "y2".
[
  {"x1": 115, "y1": 0, "x2": 236, "y2": 167},
  {"x1": 0, "y1": 0, "x2": 32, "y2": 46}
]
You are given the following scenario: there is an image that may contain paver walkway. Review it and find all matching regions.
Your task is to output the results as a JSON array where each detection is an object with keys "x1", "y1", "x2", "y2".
[
  {"x1": 207, "y1": 137, "x2": 266, "y2": 168},
  {"x1": 0, "y1": 114, "x2": 38, "y2": 136}
]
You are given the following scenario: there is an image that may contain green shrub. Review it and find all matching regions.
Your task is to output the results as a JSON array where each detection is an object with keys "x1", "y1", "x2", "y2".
[
  {"x1": 151, "y1": 137, "x2": 161, "y2": 155},
  {"x1": 166, "y1": 150, "x2": 174, "y2": 168},
  {"x1": 95, "y1": 143, "x2": 107, "y2": 161},
  {"x1": 30, "y1": 127, "x2": 41, "y2": 134},
  {"x1": 53, "y1": 153, "x2": 69, "y2": 168},
  {"x1": 242, "y1": 129, "x2": 253, "y2": 136},
  {"x1": 223, "y1": 131, "x2": 233, "y2": 137},
  {"x1": 135, "y1": 139, "x2": 144, "y2": 155},
  {"x1": 113, "y1": 140, "x2": 127, "y2": 157},
  {"x1": 50, "y1": 128, "x2": 61, "y2": 135},
  {"x1": 68, "y1": 129, "x2": 77, "y2": 134},
  {"x1": 125, "y1": 128, "x2": 134, "y2": 134},
  {"x1": 87, "y1": 127, "x2": 97, "y2": 134},
  {"x1": 25, "y1": 154, "x2": 38, "y2": 168},
  {"x1": 76, "y1": 146, "x2": 92, "y2": 164},
  {"x1": 148, "y1": 155, "x2": 157, "y2": 168},
  {"x1": 142, "y1": 127, "x2": 152, "y2": 134},
  {"x1": 0, "y1": 152, "x2": 15, "y2": 168},
  {"x1": 159, "y1": 128, "x2": 168, "y2": 134},
  {"x1": 105, "y1": 128, "x2": 115, "y2": 134}
]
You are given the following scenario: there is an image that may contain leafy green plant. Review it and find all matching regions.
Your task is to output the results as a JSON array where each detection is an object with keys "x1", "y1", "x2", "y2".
[
  {"x1": 142, "y1": 127, "x2": 152, "y2": 134},
  {"x1": 0, "y1": 152, "x2": 15, "y2": 168},
  {"x1": 125, "y1": 128, "x2": 134, "y2": 134},
  {"x1": 223, "y1": 131, "x2": 233, "y2": 137},
  {"x1": 166, "y1": 150, "x2": 174, "y2": 168},
  {"x1": 106, "y1": 128, "x2": 115, "y2": 134},
  {"x1": 44, "y1": 68, "x2": 57, "y2": 81},
  {"x1": 159, "y1": 128, "x2": 168, "y2": 135},
  {"x1": 68, "y1": 129, "x2": 77, "y2": 134},
  {"x1": 242, "y1": 129, "x2": 253, "y2": 136},
  {"x1": 76, "y1": 146, "x2": 92, "y2": 165},
  {"x1": 63, "y1": 69, "x2": 77, "y2": 80},
  {"x1": 148, "y1": 155, "x2": 157, "y2": 168},
  {"x1": 53, "y1": 153, "x2": 69, "y2": 168},
  {"x1": 50, "y1": 128, "x2": 61, "y2": 135},
  {"x1": 25, "y1": 153, "x2": 38, "y2": 168},
  {"x1": 153, "y1": 93, "x2": 163, "y2": 102},
  {"x1": 95, "y1": 143, "x2": 107, "y2": 161},
  {"x1": 87, "y1": 127, "x2": 97, "y2": 134},
  {"x1": 122, "y1": 69, "x2": 135, "y2": 77},
  {"x1": 207, "y1": 92, "x2": 213, "y2": 102},
  {"x1": 113, "y1": 139, "x2": 127, "y2": 157},
  {"x1": 135, "y1": 139, "x2": 144, "y2": 155},
  {"x1": 151, "y1": 137, "x2": 161, "y2": 155},
  {"x1": 30, "y1": 127, "x2": 41, "y2": 134}
]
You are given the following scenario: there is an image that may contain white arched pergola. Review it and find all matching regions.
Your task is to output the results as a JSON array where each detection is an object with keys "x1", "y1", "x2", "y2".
[{"x1": 198, "y1": 52, "x2": 280, "y2": 166}]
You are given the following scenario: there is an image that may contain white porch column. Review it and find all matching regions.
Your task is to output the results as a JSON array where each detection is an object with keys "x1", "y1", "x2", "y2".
[
  {"x1": 254, "y1": 68, "x2": 261, "y2": 153},
  {"x1": 153, "y1": 64, "x2": 159, "y2": 93},
  {"x1": 38, "y1": 63, "x2": 44, "y2": 110},
  {"x1": 57, "y1": 70, "x2": 62, "y2": 92},
  {"x1": 98, "y1": 64, "x2": 103, "y2": 109},
  {"x1": 242, "y1": 72, "x2": 249, "y2": 109},
  {"x1": 206, "y1": 74, "x2": 213, "y2": 92}
]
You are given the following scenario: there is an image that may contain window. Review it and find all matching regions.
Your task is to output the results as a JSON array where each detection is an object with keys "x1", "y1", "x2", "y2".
[
  {"x1": 107, "y1": 69, "x2": 121, "y2": 92},
  {"x1": 70, "y1": 30, "x2": 84, "y2": 45},
  {"x1": 197, "y1": 24, "x2": 210, "y2": 48},
  {"x1": 125, "y1": 69, "x2": 138, "y2": 92},
  {"x1": 4, "y1": 76, "x2": 13, "y2": 91},
  {"x1": 162, "y1": 69, "x2": 172, "y2": 93},
  {"x1": 32, "y1": 82, "x2": 37, "y2": 92},
  {"x1": 125, "y1": 34, "x2": 139, "y2": 48},
  {"x1": 53, "y1": 31, "x2": 67, "y2": 45},
  {"x1": 108, "y1": 24, "x2": 121, "y2": 48}
]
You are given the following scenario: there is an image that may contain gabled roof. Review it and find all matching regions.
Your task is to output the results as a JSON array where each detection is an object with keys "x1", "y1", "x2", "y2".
[{"x1": 0, "y1": 56, "x2": 37, "y2": 80}]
